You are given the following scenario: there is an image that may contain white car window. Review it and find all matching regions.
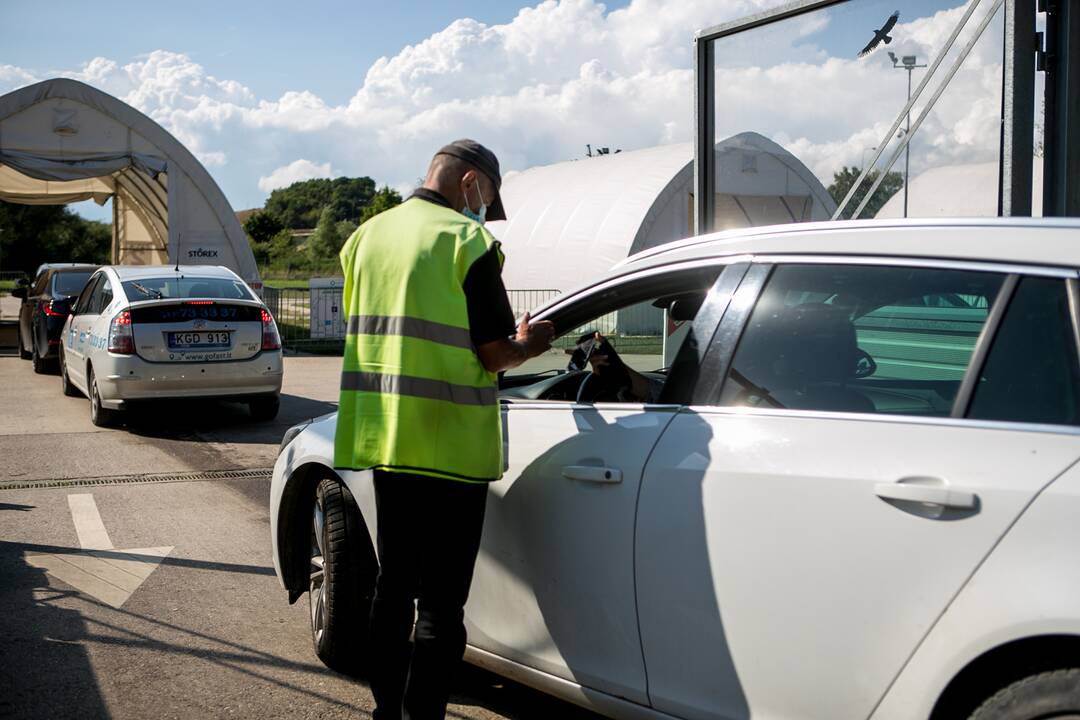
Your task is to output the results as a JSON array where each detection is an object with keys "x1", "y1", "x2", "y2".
[{"x1": 719, "y1": 263, "x2": 1007, "y2": 416}]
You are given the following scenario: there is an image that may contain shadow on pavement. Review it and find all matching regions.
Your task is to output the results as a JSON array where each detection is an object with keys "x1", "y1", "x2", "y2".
[
  {"x1": 0, "y1": 538, "x2": 372, "y2": 718},
  {"x1": 0, "y1": 541, "x2": 111, "y2": 719},
  {"x1": 119, "y1": 393, "x2": 336, "y2": 445}
]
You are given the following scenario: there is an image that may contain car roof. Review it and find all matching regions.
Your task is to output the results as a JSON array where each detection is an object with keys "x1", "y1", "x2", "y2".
[
  {"x1": 38, "y1": 263, "x2": 99, "y2": 273},
  {"x1": 103, "y1": 265, "x2": 241, "y2": 281},
  {"x1": 617, "y1": 218, "x2": 1080, "y2": 273}
]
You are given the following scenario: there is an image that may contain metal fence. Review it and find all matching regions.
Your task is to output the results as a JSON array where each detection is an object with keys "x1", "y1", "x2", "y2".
[{"x1": 262, "y1": 283, "x2": 563, "y2": 354}]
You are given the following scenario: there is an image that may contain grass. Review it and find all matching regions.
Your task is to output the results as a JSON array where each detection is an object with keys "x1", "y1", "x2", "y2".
[
  {"x1": 263, "y1": 279, "x2": 311, "y2": 290},
  {"x1": 0, "y1": 280, "x2": 18, "y2": 292}
]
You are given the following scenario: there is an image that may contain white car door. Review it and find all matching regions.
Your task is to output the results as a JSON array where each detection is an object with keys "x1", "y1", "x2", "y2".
[
  {"x1": 64, "y1": 273, "x2": 104, "y2": 391},
  {"x1": 635, "y1": 261, "x2": 1080, "y2": 720},
  {"x1": 465, "y1": 263, "x2": 728, "y2": 704}
]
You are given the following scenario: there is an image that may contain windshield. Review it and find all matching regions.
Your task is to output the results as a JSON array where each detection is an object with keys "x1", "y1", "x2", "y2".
[
  {"x1": 122, "y1": 276, "x2": 254, "y2": 301},
  {"x1": 52, "y1": 271, "x2": 95, "y2": 297}
]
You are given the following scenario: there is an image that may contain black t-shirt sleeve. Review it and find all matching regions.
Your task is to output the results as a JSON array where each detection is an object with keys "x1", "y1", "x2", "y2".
[{"x1": 463, "y1": 246, "x2": 517, "y2": 347}]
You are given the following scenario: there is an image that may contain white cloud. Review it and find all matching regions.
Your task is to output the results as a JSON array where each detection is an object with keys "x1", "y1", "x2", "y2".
[
  {"x1": 258, "y1": 159, "x2": 336, "y2": 193},
  {"x1": 0, "y1": 0, "x2": 1006, "y2": 212}
]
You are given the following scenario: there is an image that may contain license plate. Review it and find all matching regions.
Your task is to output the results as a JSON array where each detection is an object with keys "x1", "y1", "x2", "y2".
[{"x1": 167, "y1": 331, "x2": 232, "y2": 349}]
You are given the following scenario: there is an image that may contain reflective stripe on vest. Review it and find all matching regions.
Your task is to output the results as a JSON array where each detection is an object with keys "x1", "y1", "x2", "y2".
[
  {"x1": 340, "y1": 370, "x2": 497, "y2": 406},
  {"x1": 346, "y1": 315, "x2": 473, "y2": 351}
]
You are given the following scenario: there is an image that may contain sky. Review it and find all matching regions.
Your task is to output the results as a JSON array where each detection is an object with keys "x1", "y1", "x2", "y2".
[{"x1": 1, "y1": 0, "x2": 1010, "y2": 224}]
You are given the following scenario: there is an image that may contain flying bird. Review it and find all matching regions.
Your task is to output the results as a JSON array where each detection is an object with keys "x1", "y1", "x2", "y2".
[{"x1": 858, "y1": 10, "x2": 900, "y2": 57}]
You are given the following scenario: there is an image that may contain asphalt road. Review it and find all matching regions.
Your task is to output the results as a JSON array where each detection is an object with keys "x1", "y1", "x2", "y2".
[{"x1": 0, "y1": 347, "x2": 603, "y2": 720}]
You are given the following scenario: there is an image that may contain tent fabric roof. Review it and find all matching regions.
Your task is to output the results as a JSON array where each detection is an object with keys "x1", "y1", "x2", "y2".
[
  {"x1": 0, "y1": 79, "x2": 258, "y2": 285},
  {"x1": 875, "y1": 161, "x2": 1044, "y2": 219},
  {"x1": 486, "y1": 132, "x2": 836, "y2": 292}
]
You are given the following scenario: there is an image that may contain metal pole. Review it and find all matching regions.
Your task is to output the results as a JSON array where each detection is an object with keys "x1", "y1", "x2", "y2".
[
  {"x1": 693, "y1": 36, "x2": 716, "y2": 235},
  {"x1": 1001, "y1": 0, "x2": 1036, "y2": 217},
  {"x1": 904, "y1": 67, "x2": 912, "y2": 218},
  {"x1": 1043, "y1": 0, "x2": 1080, "y2": 216}
]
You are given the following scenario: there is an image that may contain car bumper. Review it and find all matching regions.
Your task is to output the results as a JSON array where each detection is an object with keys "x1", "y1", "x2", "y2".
[{"x1": 97, "y1": 352, "x2": 284, "y2": 408}]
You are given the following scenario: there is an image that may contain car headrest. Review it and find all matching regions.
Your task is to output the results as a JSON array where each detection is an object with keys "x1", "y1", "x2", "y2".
[{"x1": 670, "y1": 294, "x2": 706, "y2": 322}]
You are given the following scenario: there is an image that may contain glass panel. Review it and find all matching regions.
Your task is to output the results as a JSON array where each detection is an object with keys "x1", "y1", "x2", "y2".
[
  {"x1": 719, "y1": 264, "x2": 1005, "y2": 416},
  {"x1": 52, "y1": 271, "x2": 95, "y2": 298},
  {"x1": 709, "y1": 0, "x2": 1006, "y2": 228},
  {"x1": 122, "y1": 276, "x2": 254, "y2": 301},
  {"x1": 968, "y1": 277, "x2": 1080, "y2": 425},
  {"x1": 507, "y1": 297, "x2": 668, "y2": 379}
]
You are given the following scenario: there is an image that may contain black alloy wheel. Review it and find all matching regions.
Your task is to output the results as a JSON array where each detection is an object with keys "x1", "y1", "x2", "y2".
[{"x1": 309, "y1": 477, "x2": 376, "y2": 675}]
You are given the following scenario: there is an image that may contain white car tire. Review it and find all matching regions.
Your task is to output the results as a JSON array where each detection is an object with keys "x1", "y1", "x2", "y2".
[
  {"x1": 970, "y1": 668, "x2": 1080, "y2": 719},
  {"x1": 88, "y1": 367, "x2": 118, "y2": 428},
  {"x1": 309, "y1": 477, "x2": 375, "y2": 675}
]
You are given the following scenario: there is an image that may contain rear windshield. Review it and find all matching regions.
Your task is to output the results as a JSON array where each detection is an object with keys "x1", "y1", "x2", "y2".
[
  {"x1": 52, "y1": 271, "x2": 95, "y2": 297},
  {"x1": 122, "y1": 276, "x2": 254, "y2": 301}
]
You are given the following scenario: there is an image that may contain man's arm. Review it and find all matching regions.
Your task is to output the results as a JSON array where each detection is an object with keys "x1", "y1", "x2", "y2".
[{"x1": 477, "y1": 313, "x2": 555, "y2": 373}]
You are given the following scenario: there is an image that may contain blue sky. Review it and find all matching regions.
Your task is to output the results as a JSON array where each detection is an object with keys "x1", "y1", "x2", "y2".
[
  {"x1": 1, "y1": 0, "x2": 1002, "y2": 224},
  {"x1": 2, "y1": 1, "x2": 631, "y2": 105}
]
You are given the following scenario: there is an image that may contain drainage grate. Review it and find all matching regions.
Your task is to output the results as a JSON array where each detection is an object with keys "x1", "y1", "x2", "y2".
[{"x1": 0, "y1": 468, "x2": 273, "y2": 491}]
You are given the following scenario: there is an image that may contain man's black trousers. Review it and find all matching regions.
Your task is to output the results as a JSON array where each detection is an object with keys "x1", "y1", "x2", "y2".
[{"x1": 368, "y1": 470, "x2": 488, "y2": 720}]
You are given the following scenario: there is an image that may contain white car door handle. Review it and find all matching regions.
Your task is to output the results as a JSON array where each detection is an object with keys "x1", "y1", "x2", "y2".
[
  {"x1": 874, "y1": 482, "x2": 977, "y2": 509},
  {"x1": 562, "y1": 466, "x2": 622, "y2": 484}
]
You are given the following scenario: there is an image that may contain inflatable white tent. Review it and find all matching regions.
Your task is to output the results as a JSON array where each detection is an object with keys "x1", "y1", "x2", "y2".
[
  {"x1": 487, "y1": 131, "x2": 837, "y2": 293},
  {"x1": 875, "y1": 160, "x2": 1044, "y2": 219},
  {"x1": 0, "y1": 79, "x2": 260, "y2": 287}
]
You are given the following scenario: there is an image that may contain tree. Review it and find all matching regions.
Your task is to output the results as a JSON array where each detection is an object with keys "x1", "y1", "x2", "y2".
[
  {"x1": 358, "y1": 186, "x2": 403, "y2": 225},
  {"x1": 307, "y1": 206, "x2": 343, "y2": 262},
  {"x1": 243, "y1": 210, "x2": 284, "y2": 244},
  {"x1": 267, "y1": 229, "x2": 299, "y2": 266},
  {"x1": 827, "y1": 166, "x2": 904, "y2": 220},
  {"x1": 0, "y1": 201, "x2": 111, "y2": 276},
  {"x1": 264, "y1": 176, "x2": 377, "y2": 229}
]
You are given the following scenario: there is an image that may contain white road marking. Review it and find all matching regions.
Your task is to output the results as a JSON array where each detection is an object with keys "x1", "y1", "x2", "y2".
[
  {"x1": 68, "y1": 493, "x2": 113, "y2": 550},
  {"x1": 26, "y1": 494, "x2": 173, "y2": 609}
]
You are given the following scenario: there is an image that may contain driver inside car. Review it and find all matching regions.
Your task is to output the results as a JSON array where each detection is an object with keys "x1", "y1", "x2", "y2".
[{"x1": 573, "y1": 331, "x2": 664, "y2": 403}]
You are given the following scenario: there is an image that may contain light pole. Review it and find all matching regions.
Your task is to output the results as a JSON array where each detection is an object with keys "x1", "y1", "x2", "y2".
[{"x1": 889, "y1": 51, "x2": 927, "y2": 218}]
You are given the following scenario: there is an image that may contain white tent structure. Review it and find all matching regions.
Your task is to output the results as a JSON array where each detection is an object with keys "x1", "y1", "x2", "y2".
[
  {"x1": 0, "y1": 79, "x2": 260, "y2": 287},
  {"x1": 487, "y1": 131, "x2": 837, "y2": 293},
  {"x1": 875, "y1": 161, "x2": 1045, "y2": 219}
]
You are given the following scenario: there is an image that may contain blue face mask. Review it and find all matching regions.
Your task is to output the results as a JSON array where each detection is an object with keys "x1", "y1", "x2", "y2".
[{"x1": 461, "y1": 181, "x2": 488, "y2": 225}]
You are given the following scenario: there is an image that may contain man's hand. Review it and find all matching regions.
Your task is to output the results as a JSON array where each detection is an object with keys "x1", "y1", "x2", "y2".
[
  {"x1": 515, "y1": 312, "x2": 556, "y2": 356},
  {"x1": 477, "y1": 312, "x2": 555, "y2": 373}
]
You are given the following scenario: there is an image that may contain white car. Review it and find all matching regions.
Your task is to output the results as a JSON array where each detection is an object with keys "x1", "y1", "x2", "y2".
[
  {"x1": 271, "y1": 218, "x2": 1080, "y2": 720},
  {"x1": 59, "y1": 265, "x2": 283, "y2": 426}
]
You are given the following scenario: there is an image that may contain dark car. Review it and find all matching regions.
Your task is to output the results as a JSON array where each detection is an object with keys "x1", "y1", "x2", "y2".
[{"x1": 14, "y1": 264, "x2": 99, "y2": 373}]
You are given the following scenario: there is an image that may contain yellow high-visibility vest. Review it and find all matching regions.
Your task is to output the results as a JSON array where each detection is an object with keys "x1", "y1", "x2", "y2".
[{"x1": 334, "y1": 197, "x2": 504, "y2": 482}]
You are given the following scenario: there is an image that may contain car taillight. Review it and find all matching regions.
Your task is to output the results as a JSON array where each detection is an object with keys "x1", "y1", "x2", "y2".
[
  {"x1": 107, "y1": 310, "x2": 134, "y2": 354},
  {"x1": 41, "y1": 300, "x2": 65, "y2": 317},
  {"x1": 261, "y1": 308, "x2": 281, "y2": 351}
]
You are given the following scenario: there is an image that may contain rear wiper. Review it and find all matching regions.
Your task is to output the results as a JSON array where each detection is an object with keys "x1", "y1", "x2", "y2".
[{"x1": 129, "y1": 282, "x2": 162, "y2": 299}]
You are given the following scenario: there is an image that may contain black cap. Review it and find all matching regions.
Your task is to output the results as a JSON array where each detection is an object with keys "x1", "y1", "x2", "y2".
[{"x1": 436, "y1": 138, "x2": 507, "y2": 221}]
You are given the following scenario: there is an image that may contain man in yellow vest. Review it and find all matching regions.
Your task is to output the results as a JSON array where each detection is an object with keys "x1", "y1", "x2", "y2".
[{"x1": 336, "y1": 139, "x2": 554, "y2": 720}]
